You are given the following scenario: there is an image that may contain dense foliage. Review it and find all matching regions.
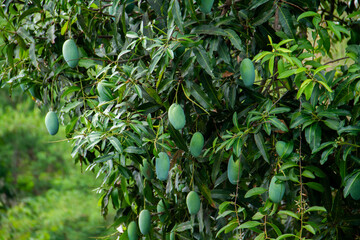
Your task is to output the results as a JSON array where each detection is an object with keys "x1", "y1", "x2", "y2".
[{"x1": 2, "y1": 0, "x2": 360, "y2": 239}]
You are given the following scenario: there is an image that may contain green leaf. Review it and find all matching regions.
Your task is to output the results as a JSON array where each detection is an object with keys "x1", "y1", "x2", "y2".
[
  {"x1": 94, "y1": 154, "x2": 114, "y2": 163},
  {"x1": 254, "y1": 133, "x2": 270, "y2": 163},
  {"x1": 62, "y1": 86, "x2": 81, "y2": 97},
  {"x1": 168, "y1": 124, "x2": 188, "y2": 151},
  {"x1": 304, "y1": 224, "x2": 316, "y2": 234},
  {"x1": 61, "y1": 101, "x2": 83, "y2": 113},
  {"x1": 304, "y1": 206, "x2": 327, "y2": 213},
  {"x1": 302, "y1": 170, "x2": 315, "y2": 179},
  {"x1": 171, "y1": 0, "x2": 183, "y2": 33},
  {"x1": 108, "y1": 136, "x2": 123, "y2": 153},
  {"x1": 297, "y1": 11, "x2": 320, "y2": 21},
  {"x1": 278, "y1": 69, "x2": 297, "y2": 79},
  {"x1": 278, "y1": 210, "x2": 300, "y2": 220},
  {"x1": 296, "y1": 79, "x2": 312, "y2": 99},
  {"x1": 276, "y1": 234, "x2": 298, "y2": 240},
  {"x1": 245, "y1": 187, "x2": 267, "y2": 198},
  {"x1": 269, "y1": 107, "x2": 290, "y2": 115},
  {"x1": 223, "y1": 29, "x2": 243, "y2": 51},
  {"x1": 280, "y1": 161, "x2": 298, "y2": 171},
  {"x1": 305, "y1": 123, "x2": 321, "y2": 151},
  {"x1": 278, "y1": 7, "x2": 296, "y2": 39},
  {"x1": 344, "y1": 171, "x2": 360, "y2": 198},
  {"x1": 193, "y1": 46, "x2": 215, "y2": 78},
  {"x1": 275, "y1": 141, "x2": 293, "y2": 158},
  {"x1": 267, "y1": 222, "x2": 282, "y2": 236},
  {"x1": 304, "y1": 81, "x2": 315, "y2": 100},
  {"x1": 254, "y1": 233, "x2": 265, "y2": 240},
  {"x1": 338, "y1": 125, "x2": 360, "y2": 135},
  {"x1": 238, "y1": 221, "x2": 262, "y2": 229},
  {"x1": 192, "y1": 25, "x2": 227, "y2": 36},
  {"x1": 216, "y1": 219, "x2": 238, "y2": 237},
  {"x1": 187, "y1": 81, "x2": 214, "y2": 110},
  {"x1": 305, "y1": 182, "x2": 324, "y2": 192},
  {"x1": 320, "y1": 147, "x2": 334, "y2": 165},
  {"x1": 269, "y1": 118, "x2": 288, "y2": 132}
]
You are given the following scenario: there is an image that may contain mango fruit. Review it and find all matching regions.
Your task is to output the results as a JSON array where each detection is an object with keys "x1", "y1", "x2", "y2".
[
  {"x1": 62, "y1": 39, "x2": 79, "y2": 68},
  {"x1": 190, "y1": 132, "x2": 204, "y2": 157},
  {"x1": 156, "y1": 152, "x2": 170, "y2": 181},
  {"x1": 97, "y1": 81, "x2": 113, "y2": 102},
  {"x1": 240, "y1": 58, "x2": 255, "y2": 87},
  {"x1": 200, "y1": 0, "x2": 215, "y2": 14},
  {"x1": 140, "y1": 159, "x2": 154, "y2": 180},
  {"x1": 170, "y1": 231, "x2": 175, "y2": 240},
  {"x1": 269, "y1": 176, "x2": 285, "y2": 203},
  {"x1": 157, "y1": 199, "x2": 169, "y2": 223},
  {"x1": 127, "y1": 221, "x2": 138, "y2": 240},
  {"x1": 45, "y1": 111, "x2": 59, "y2": 135},
  {"x1": 350, "y1": 176, "x2": 360, "y2": 200},
  {"x1": 168, "y1": 103, "x2": 186, "y2": 130},
  {"x1": 186, "y1": 191, "x2": 200, "y2": 215},
  {"x1": 227, "y1": 156, "x2": 241, "y2": 185},
  {"x1": 138, "y1": 209, "x2": 151, "y2": 235}
]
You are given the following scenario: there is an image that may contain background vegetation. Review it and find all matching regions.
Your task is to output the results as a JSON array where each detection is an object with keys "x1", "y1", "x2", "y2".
[
  {"x1": 0, "y1": 89, "x2": 113, "y2": 240},
  {"x1": 2, "y1": 0, "x2": 360, "y2": 239}
]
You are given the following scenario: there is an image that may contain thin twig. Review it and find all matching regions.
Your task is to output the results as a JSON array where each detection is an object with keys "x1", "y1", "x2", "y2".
[{"x1": 324, "y1": 56, "x2": 350, "y2": 65}]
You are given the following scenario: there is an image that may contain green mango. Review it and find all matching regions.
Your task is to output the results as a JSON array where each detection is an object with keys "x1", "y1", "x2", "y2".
[
  {"x1": 127, "y1": 221, "x2": 138, "y2": 240},
  {"x1": 190, "y1": 132, "x2": 204, "y2": 157},
  {"x1": 157, "y1": 199, "x2": 169, "y2": 222},
  {"x1": 156, "y1": 152, "x2": 170, "y2": 181},
  {"x1": 62, "y1": 39, "x2": 79, "y2": 68},
  {"x1": 140, "y1": 159, "x2": 154, "y2": 180},
  {"x1": 227, "y1": 156, "x2": 241, "y2": 185},
  {"x1": 97, "y1": 81, "x2": 113, "y2": 102},
  {"x1": 170, "y1": 231, "x2": 175, "y2": 240},
  {"x1": 138, "y1": 209, "x2": 151, "y2": 235},
  {"x1": 45, "y1": 111, "x2": 59, "y2": 136},
  {"x1": 240, "y1": 58, "x2": 255, "y2": 87},
  {"x1": 168, "y1": 103, "x2": 186, "y2": 130},
  {"x1": 350, "y1": 176, "x2": 360, "y2": 200},
  {"x1": 269, "y1": 176, "x2": 285, "y2": 203},
  {"x1": 186, "y1": 191, "x2": 200, "y2": 215},
  {"x1": 200, "y1": 0, "x2": 215, "y2": 14}
]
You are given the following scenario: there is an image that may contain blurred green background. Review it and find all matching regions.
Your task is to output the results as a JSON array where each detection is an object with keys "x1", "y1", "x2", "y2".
[{"x1": 0, "y1": 88, "x2": 114, "y2": 240}]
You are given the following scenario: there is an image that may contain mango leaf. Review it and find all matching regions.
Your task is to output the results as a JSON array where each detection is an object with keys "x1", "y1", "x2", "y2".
[
  {"x1": 193, "y1": 46, "x2": 215, "y2": 78},
  {"x1": 269, "y1": 118, "x2": 288, "y2": 132},
  {"x1": 305, "y1": 182, "x2": 324, "y2": 192},
  {"x1": 297, "y1": 11, "x2": 320, "y2": 21},
  {"x1": 215, "y1": 219, "x2": 238, "y2": 237},
  {"x1": 344, "y1": 171, "x2": 360, "y2": 198},
  {"x1": 168, "y1": 124, "x2": 188, "y2": 151},
  {"x1": 223, "y1": 29, "x2": 243, "y2": 51},
  {"x1": 278, "y1": 7, "x2": 296, "y2": 39},
  {"x1": 276, "y1": 234, "x2": 298, "y2": 240},
  {"x1": 245, "y1": 187, "x2": 267, "y2": 198},
  {"x1": 254, "y1": 133, "x2": 269, "y2": 163},
  {"x1": 275, "y1": 141, "x2": 293, "y2": 158},
  {"x1": 108, "y1": 136, "x2": 123, "y2": 153},
  {"x1": 278, "y1": 210, "x2": 300, "y2": 220},
  {"x1": 320, "y1": 147, "x2": 334, "y2": 165},
  {"x1": 304, "y1": 206, "x2": 327, "y2": 213},
  {"x1": 303, "y1": 224, "x2": 316, "y2": 234},
  {"x1": 187, "y1": 81, "x2": 214, "y2": 110},
  {"x1": 305, "y1": 123, "x2": 321, "y2": 151},
  {"x1": 238, "y1": 221, "x2": 262, "y2": 229},
  {"x1": 170, "y1": 0, "x2": 183, "y2": 33}
]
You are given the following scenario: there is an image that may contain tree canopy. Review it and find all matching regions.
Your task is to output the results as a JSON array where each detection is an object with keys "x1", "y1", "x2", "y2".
[{"x1": 2, "y1": 0, "x2": 360, "y2": 239}]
